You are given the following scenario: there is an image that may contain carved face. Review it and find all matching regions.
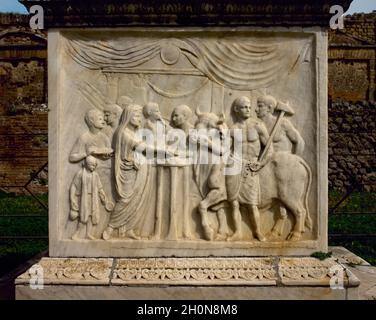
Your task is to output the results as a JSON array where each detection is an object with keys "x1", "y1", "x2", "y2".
[
  {"x1": 171, "y1": 110, "x2": 186, "y2": 128},
  {"x1": 130, "y1": 110, "x2": 142, "y2": 128},
  {"x1": 92, "y1": 113, "x2": 106, "y2": 129},
  {"x1": 86, "y1": 158, "x2": 97, "y2": 172},
  {"x1": 148, "y1": 105, "x2": 162, "y2": 121},
  {"x1": 104, "y1": 110, "x2": 116, "y2": 125},
  {"x1": 256, "y1": 101, "x2": 270, "y2": 118},
  {"x1": 235, "y1": 101, "x2": 252, "y2": 120}
]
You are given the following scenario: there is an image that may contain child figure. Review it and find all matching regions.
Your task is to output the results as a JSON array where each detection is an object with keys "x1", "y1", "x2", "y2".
[{"x1": 70, "y1": 155, "x2": 114, "y2": 240}]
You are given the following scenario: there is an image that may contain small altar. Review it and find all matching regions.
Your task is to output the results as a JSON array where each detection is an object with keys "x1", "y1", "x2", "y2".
[{"x1": 16, "y1": 0, "x2": 358, "y2": 300}]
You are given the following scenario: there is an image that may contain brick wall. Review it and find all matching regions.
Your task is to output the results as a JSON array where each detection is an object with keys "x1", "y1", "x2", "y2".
[
  {"x1": 0, "y1": 14, "x2": 48, "y2": 194},
  {"x1": 344, "y1": 12, "x2": 376, "y2": 44},
  {"x1": 329, "y1": 13, "x2": 376, "y2": 102}
]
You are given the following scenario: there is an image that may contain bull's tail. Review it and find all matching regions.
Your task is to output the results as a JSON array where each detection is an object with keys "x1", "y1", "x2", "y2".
[{"x1": 299, "y1": 158, "x2": 313, "y2": 231}]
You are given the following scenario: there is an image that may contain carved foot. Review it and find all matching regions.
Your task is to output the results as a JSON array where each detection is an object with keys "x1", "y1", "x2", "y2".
[
  {"x1": 87, "y1": 234, "x2": 96, "y2": 240},
  {"x1": 102, "y1": 227, "x2": 113, "y2": 241},
  {"x1": 268, "y1": 229, "x2": 281, "y2": 241},
  {"x1": 215, "y1": 233, "x2": 227, "y2": 241},
  {"x1": 255, "y1": 232, "x2": 267, "y2": 242},
  {"x1": 71, "y1": 233, "x2": 80, "y2": 241},
  {"x1": 287, "y1": 231, "x2": 302, "y2": 241},
  {"x1": 125, "y1": 230, "x2": 141, "y2": 240},
  {"x1": 203, "y1": 225, "x2": 215, "y2": 241},
  {"x1": 227, "y1": 232, "x2": 242, "y2": 241},
  {"x1": 183, "y1": 233, "x2": 195, "y2": 240}
]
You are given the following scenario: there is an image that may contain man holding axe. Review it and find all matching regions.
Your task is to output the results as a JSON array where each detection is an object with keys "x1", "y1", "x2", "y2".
[{"x1": 256, "y1": 95, "x2": 305, "y2": 239}]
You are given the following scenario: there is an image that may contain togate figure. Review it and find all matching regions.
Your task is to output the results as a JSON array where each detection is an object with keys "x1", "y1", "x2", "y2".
[{"x1": 102, "y1": 104, "x2": 175, "y2": 240}]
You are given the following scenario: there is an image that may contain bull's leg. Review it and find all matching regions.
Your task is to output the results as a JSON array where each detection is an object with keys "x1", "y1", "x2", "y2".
[
  {"x1": 248, "y1": 205, "x2": 266, "y2": 242},
  {"x1": 198, "y1": 202, "x2": 214, "y2": 241},
  {"x1": 269, "y1": 205, "x2": 288, "y2": 240},
  {"x1": 284, "y1": 203, "x2": 306, "y2": 241},
  {"x1": 198, "y1": 188, "x2": 225, "y2": 241},
  {"x1": 227, "y1": 200, "x2": 243, "y2": 241},
  {"x1": 215, "y1": 208, "x2": 229, "y2": 240}
]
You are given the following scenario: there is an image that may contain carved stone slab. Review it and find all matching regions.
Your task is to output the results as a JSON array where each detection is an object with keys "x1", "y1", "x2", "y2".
[
  {"x1": 112, "y1": 258, "x2": 277, "y2": 285},
  {"x1": 16, "y1": 258, "x2": 113, "y2": 285},
  {"x1": 48, "y1": 27, "x2": 328, "y2": 257},
  {"x1": 279, "y1": 257, "x2": 360, "y2": 287},
  {"x1": 16, "y1": 257, "x2": 360, "y2": 289}
]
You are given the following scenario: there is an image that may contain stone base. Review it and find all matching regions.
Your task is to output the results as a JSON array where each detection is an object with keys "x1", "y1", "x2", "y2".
[
  {"x1": 15, "y1": 248, "x2": 361, "y2": 300},
  {"x1": 16, "y1": 285, "x2": 356, "y2": 300}
]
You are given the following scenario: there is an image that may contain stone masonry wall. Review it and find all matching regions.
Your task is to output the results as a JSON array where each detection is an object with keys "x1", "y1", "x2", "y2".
[{"x1": 329, "y1": 101, "x2": 376, "y2": 192}]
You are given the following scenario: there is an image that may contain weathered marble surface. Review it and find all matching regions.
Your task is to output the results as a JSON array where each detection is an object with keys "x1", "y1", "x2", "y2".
[
  {"x1": 16, "y1": 285, "x2": 351, "y2": 300},
  {"x1": 15, "y1": 255, "x2": 360, "y2": 300},
  {"x1": 48, "y1": 27, "x2": 328, "y2": 257},
  {"x1": 16, "y1": 256, "x2": 359, "y2": 286},
  {"x1": 331, "y1": 247, "x2": 376, "y2": 300}
]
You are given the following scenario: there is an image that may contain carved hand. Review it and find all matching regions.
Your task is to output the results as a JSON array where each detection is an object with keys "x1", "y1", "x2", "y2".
[
  {"x1": 69, "y1": 210, "x2": 79, "y2": 220},
  {"x1": 90, "y1": 147, "x2": 114, "y2": 159},
  {"x1": 190, "y1": 133, "x2": 199, "y2": 143},
  {"x1": 248, "y1": 162, "x2": 261, "y2": 172},
  {"x1": 164, "y1": 148, "x2": 177, "y2": 158},
  {"x1": 105, "y1": 201, "x2": 114, "y2": 212},
  {"x1": 87, "y1": 146, "x2": 98, "y2": 155}
]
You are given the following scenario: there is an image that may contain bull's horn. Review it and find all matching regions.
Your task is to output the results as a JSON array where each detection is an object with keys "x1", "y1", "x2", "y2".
[
  {"x1": 218, "y1": 112, "x2": 225, "y2": 124},
  {"x1": 195, "y1": 106, "x2": 203, "y2": 117}
]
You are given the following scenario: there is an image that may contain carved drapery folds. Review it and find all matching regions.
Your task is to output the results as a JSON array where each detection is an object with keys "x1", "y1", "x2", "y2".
[{"x1": 66, "y1": 36, "x2": 304, "y2": 90}]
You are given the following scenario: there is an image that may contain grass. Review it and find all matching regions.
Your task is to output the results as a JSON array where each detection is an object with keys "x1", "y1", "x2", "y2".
[
  {"x1": 0, "y1": 191, "x2": 375, "y2": 277},
  {"x1": 0, "y1": 192, "x2": 47, "y2": 215},
  {"x1": 0, "y1": 192, "x2": 48, "y2": 277},
  {"x1": 328, "y1": 190, "x2": 376, "y2": 265},
  {"x1": 328, "y1": 190, "x2": 376, "y2": 213},
  {"x1": 329, "y1": 214, "x2": 376, "y2": 234}
]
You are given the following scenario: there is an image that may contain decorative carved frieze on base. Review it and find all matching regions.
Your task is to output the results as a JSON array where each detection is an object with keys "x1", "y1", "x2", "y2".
[
  {"x1": 16, "y1": 257, "x2": 360, "y2": 288},
  {"x1": 16, "y1": 258, "x2": 113, "y2": 285},
  {"x1": 279, "y1": 258, "x2": 360, "y2": 287},
  {"x1": 112, "y1": 258, "x2": 277, "y2": 285}
]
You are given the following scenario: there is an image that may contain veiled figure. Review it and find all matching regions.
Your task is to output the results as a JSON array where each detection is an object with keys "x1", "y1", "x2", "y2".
[{"x1": 102, "y1": 104, "x2": 153, "y2": 240}]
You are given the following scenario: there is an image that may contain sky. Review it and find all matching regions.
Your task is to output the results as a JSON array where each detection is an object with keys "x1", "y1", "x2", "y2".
[{"x1": 0, "y1": 0, "x2": 375, "y2": 15}]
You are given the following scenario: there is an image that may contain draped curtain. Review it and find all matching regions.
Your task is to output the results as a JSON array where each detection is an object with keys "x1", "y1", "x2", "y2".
[{"x1": 65, "y1": 35, "x2": 306, "y2": 90}]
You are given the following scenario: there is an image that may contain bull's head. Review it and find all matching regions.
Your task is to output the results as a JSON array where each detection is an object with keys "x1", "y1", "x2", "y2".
[{"x1": 195, "y1": 106, "x2": 226, "y2": 129}]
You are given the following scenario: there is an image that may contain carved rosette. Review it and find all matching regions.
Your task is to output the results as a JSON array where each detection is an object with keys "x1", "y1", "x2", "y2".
[{"x1": 112, "y1": 258, "x2": 277, "y2": 285}]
